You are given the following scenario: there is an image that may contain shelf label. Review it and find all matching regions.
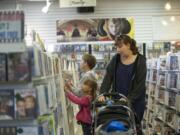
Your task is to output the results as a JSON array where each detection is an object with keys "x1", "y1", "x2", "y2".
[{"x1": 60, "y1": 0, "x2": 96, "y2": 8}]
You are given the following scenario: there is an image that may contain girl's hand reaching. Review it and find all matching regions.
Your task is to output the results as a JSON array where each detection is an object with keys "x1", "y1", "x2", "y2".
[
  {"x1": 64, "y1": 80, "x2": 72, "y2": 92},
  {"x1": 64, "y1": 85, "x2": 69, "y2": 92}
]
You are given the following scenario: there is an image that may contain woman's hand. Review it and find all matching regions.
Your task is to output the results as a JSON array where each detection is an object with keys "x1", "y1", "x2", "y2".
[
  {"x1": 119, "y1": 98, "x2": 127, "y2": 102},
  {"x1": 98, "y1": 95, "x2": 105, "y2": 102}
]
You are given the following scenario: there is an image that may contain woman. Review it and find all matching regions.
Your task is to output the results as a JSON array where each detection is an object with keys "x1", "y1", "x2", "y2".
[{"x1": 99, "y1": 34, "x2": 147, "y2": 122}]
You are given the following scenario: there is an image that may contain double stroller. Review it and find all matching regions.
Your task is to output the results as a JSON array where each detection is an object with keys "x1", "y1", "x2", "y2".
[{"x1": 92, "y1": 93, "x2": 141, "y2": 135}]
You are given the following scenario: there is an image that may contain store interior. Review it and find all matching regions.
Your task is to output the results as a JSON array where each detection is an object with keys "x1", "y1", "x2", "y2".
[{"x1": 0, "y1": 0, "x2": 180, "y2": 135}]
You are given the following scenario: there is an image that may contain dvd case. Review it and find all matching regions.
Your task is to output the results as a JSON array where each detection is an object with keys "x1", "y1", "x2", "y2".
[
  {"x1": 36, "y1": 85, "x2": 48, "y2": 115},
  {"x1": 157, "y1": 55, "x2": 166, "y2": 70},
  {"x1": 168, "y1": 92, "x2": 176, "y2": 107},
  {"x1": 15, "y1": 89, "x2": 37, "y2": 119},
  {"x1": 0, "y1": 54, "x2": 7, "y2": 82},
  {"x1": 0, "y1": 90, "x2": 14, "y2": 120},
  {"x1": 167, "y1": 73, "x2": 178, "y2": 89},
  {"x1": 8, "y1": 52, "x2": 30, "y2": 82},
  {"x1": 29, "y1": 47, "x2": 41, "y2": 77},
  {"x1": 170, "y1": 55, "x2": 179, "y2": 70},
  {"x1": 166, "y1": 53, "x2": 180, "y2": 70},
  {"x1": 157, "y1": 74, "x2": 166, "y2": 87}
]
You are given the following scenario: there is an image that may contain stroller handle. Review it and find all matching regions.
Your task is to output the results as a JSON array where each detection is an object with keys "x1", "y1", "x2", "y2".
[
  {"x1": 102, "y1": 92, "x2": 128, "y2": 99},
  {"x1": 95, "y1": 92, "x2": 129, "y2": 104}
]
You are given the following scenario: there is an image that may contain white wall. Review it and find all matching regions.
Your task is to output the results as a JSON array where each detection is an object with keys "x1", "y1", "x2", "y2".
[{"x1": 0, "y1": 0, "x2": 180, "y2": 45}]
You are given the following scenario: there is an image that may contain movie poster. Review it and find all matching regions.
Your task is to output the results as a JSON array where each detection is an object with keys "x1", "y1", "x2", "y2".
[{"x1": 56, "y1": 18, "x2": 134, "y2": 42}]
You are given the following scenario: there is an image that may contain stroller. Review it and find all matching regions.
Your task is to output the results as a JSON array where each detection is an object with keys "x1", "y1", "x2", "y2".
[{"x1": 92, "y1": 93, "x2": 139, "y2": 135}]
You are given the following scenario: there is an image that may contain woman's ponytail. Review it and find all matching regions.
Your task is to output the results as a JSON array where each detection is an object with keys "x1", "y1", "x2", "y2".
[{"x1": 130, "y1": 38, "x2": 138, "y2": 55}]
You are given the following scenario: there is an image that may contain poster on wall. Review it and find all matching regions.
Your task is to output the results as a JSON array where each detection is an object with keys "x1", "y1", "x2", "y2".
[{"x1": 56, "y1": 18, "x2": 134, "y2": 42}]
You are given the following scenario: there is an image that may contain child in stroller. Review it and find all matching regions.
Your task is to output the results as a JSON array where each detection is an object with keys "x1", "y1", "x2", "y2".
[{"x1": 92, "y1": 93, "x2": 142, "y2": 135}]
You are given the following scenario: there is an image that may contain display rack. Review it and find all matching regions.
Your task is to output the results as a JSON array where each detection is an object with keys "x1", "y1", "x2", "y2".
[
  {"x1": 61, "y1": 57, "x2": 83, "y2": 135},
  {"x1": 0, "y1": 40, "x2": 69, "y2": 135},
  {"x1": 53, "y1": 41, "x2": 116, "y2": 86},
  {"x1": 91, "y1": 41, "x2": 116, "y2": 86},
  {"x1": 144, "y1": 42, "x2": 180, "y2": 135}
]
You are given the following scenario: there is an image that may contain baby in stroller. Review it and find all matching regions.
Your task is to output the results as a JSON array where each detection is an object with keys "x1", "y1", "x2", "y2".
[{"x1": 92, "y1": 93, "x2": 139, "y2": 135}]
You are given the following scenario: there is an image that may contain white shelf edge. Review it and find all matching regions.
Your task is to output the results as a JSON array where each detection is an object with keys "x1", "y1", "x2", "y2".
[{"x1": 55, "y1": 41, "x2": 114, "y2": 45}]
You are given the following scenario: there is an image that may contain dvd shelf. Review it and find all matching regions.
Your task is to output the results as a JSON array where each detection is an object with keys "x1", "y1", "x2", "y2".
[
  {"x1": 61, "y1": 57, "x2": 82, "y2": 135},
  {"x1": 0, "y1": 41, "x2": 69, "y2": 135},
  {"x1": 144, "y1": 42, "x2": 180, "y2": 135},
  {"x1": 53, "y1": 41, "x2": 116, "y2": 87},
  {"x1": 53, "y1": 41, "x2": 117, "y2": 134},
  {"x1": 91, "y1": 42, "x2": 116, "y2": 86}
]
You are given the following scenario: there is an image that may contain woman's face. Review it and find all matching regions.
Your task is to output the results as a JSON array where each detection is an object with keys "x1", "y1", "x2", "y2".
[{"x1": 115, "y1": 41, "x2": 130, "y2": 55}]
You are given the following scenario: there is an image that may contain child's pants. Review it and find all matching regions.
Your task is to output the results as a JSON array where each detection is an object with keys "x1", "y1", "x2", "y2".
[{"x1": 81, "y1": 122, "x2": 92, "y2": 135}]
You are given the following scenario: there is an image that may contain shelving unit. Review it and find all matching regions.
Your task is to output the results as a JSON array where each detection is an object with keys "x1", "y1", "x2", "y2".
[
  {"x1": 0, "y1": 40, "x2": 70, "y2": 135},
  {"x1": 60, "y1": 57, "x2": 83, "y2": 135},
  {"x1": 144, "y1": 42, "x2": 180, "y2": 135},
  {"x1": 53, "y1": 41, "x2": 116, "y2": 87}
]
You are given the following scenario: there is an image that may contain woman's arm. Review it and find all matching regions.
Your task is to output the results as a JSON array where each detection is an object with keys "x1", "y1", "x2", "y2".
[
  {"x1": 127, "y1": 56, "x2": 147, "y2": 104},
  {"x1": 99, "y1": 56, "x2": 115, "y2": 94}
]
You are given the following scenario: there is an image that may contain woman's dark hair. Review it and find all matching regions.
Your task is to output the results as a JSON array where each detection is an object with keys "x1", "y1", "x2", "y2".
[{"x1": 115, "y1": 34, "x2": 138, "y2": 55}]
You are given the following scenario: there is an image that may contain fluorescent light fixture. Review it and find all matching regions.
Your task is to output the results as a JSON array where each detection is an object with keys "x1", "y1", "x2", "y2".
[
  {"x1": 165, "y1": 2, "x2": 171, "y2": 10},
  {"x1": 170, "y1": 16, "x2": 175, "y2": 22},
  {"x1": 42, "y1": 6, "x2": 48, "y2": 13},
  {"x1": 42, "y1": 0, "x2": 51, "y2": 13},
  {"x1": 171, "y1": 41, "x2": 176, "y2": 44},
  {"x1": 161, "y1": 20, "x2": 168, "y2": 26}
]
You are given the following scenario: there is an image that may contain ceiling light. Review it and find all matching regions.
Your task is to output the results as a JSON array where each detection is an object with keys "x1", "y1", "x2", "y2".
[
  {"x1": 161, "y1": 20, "x2": 168, "y2": 26},
  {"x1": 42, "y1": 0, "x2": 51, "y2": 13},
  {"x1": 171, "y1": 41, "x2": 176, "y2": 44},
  {"x1": 170, "y1": 16, "x2": 175, "y2": 22},
  {"x1": 165, "y1": 2, "x2": 171, "y2": 10},
  {"x1": 16, "y1": 4, "x2": 23, "y2": 10},
  {"x1": 42, "y1": 6, "x2": 48, "y2": 13}
]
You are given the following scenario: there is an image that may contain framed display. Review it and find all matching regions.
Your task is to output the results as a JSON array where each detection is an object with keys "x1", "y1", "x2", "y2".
[{"x1": 56, "y1": 18, "x2": 134, "y2": 42}]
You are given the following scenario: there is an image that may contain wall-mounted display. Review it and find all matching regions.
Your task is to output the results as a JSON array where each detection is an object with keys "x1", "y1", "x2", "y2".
[{"x1": 57, "y1": 18, "x2": 134, "y2": 42}]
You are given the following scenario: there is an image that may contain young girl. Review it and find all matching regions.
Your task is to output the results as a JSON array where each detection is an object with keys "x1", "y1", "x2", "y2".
[{"x1": 65, "y1": 79, "x2": 97, "y2": 135}]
